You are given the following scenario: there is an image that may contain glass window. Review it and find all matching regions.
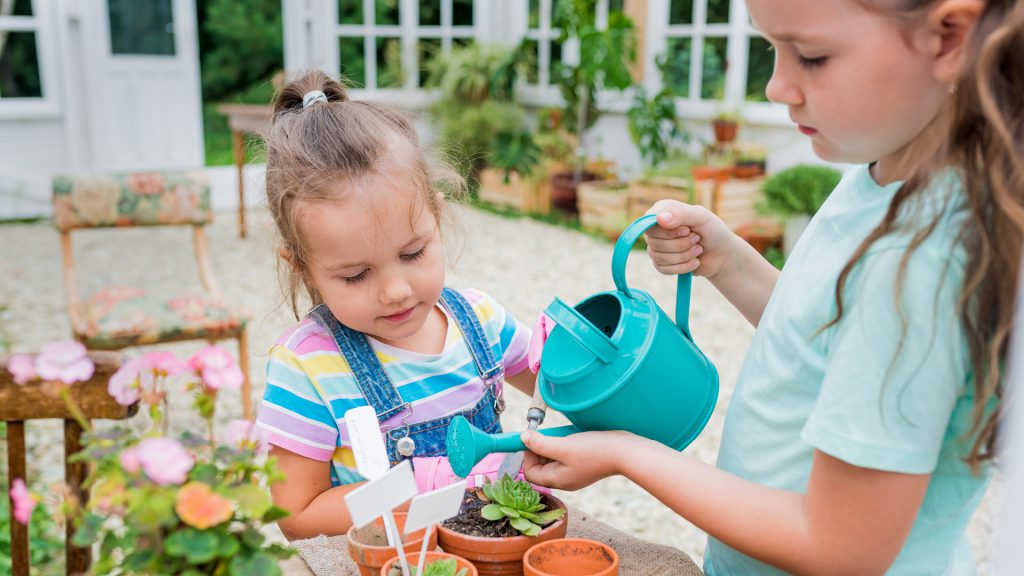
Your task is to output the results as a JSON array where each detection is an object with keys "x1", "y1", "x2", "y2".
[
  {"x1": 339, "y1": 38, "x2": 367, "y2": 87},
  {"x1": 376, "y1": 37, "x2": 403, "y2": 88},
  {"x1": 707, "y1": 0, "x2": 730, "y2": 24},
  {"x1": 338, "y1": 0, "x2": 475, "y2": 90},
  {"x1": 420, "y1": 1, "x2": 442, "y2": 26},
  {"x1": 107, "y1": 0, "x2": 175, "y2": 56},
  {"x1": 339, "y1": 0, "x2": 363, "y2": 25},
  {"x1": 701, "y1": 37, "x2": 727, "y2": 99},
  {"x1": 664, "y1": 37, "x2": 691, "y2": 98},
  {"x1": 375, "y1": 0, "x2": 400, "y2": 26},
  {"x1": 12, "y1": 0, "x2": 33, "y2": 17},
  {"x1": 452, "y1": 0, "x2": 473, "y2": 26},
  {"x1": 745, "y1": 36, "x2": 772, "y2": 102},
  {"x1": 669, "y1": 0, "x2": 693, "y2": 25},
  {"x1": 0, "y1": 31, "x2": 42, "y2": 98}
]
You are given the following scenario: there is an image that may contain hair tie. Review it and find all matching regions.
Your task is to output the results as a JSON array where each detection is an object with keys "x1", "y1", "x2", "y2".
[{"x1": 302, "y1": 90, "x2": 329, "y2": 108}]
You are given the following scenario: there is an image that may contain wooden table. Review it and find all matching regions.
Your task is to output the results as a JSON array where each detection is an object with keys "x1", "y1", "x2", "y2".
[{"x1": 215, "y1": 103, "x2": 273, "y2": 238}]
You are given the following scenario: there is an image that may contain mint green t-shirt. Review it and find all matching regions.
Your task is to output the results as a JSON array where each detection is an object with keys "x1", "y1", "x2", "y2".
[{"x1": 705, "y1": 164, "x2": 991, "y2": 575}]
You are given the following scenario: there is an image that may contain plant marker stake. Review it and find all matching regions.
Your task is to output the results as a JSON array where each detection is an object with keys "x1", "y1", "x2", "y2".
[
  {"x1": 405, "y1": 480, "x2": 467, "y2": 575},
  {"x1": 344, "y1": 406, "x2": 391, "y2": 481},
  {"x1": 382, "y1": 510, "x2": 412, "y2": 576}
]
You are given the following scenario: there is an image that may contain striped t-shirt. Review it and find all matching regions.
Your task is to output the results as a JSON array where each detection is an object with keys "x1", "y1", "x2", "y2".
[{"x1": 255, "y1": 288, "x2": 531, "y2": 485}]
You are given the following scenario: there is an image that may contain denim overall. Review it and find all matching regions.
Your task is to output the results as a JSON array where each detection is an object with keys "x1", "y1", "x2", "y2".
[{"x1": 309, "y1": 287, "x2": 505, "y2": 469}]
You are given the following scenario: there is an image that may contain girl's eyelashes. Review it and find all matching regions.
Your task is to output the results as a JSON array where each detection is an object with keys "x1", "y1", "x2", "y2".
[
  {"x1": 797, "y1": 55, "x2": 827, "y2": 69},
  {"x1": 342, "y1": 270, "x2": 368, "y2": 284},
  {"x1": 400, "y1": 247, "x2": 427, "y2": 262}
]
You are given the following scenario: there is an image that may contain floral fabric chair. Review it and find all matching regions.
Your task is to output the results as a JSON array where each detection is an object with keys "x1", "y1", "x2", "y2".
[{"x1": 52, "y1": 172, "x2": 254, "y2": 418}]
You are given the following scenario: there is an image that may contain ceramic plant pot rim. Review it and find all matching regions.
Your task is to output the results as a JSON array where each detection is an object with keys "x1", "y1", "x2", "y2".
[
  {"x1": 522, "y1": 538, "x2": 620, "y2": 576},
  {"x1": 380, "y1": 551, "x2": 479, "y2": 576}
]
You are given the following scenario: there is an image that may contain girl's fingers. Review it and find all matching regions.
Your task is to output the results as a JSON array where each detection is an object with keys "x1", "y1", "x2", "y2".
[{"x1": 648, "y1": 243, "x2": 704, "y2": 268}]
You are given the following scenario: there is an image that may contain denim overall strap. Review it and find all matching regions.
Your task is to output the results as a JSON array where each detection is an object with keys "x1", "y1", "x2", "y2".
[
  {"x1": 439, "y1": 288, "x2": 503, "y2": 383},
  {"x1": 307, "y1": 304, "x2": 407, "y2": 422}
]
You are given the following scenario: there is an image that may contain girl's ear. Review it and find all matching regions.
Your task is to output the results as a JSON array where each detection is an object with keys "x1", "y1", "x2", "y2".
[
  {"x1": 927, "y1": 0, "x2": 984, "y2": 84},
  {"x1": 279, "y1": 246, "x2": 296, "y2": 269}
]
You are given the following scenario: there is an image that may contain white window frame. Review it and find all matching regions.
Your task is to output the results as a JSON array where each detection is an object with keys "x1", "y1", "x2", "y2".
[
  {"x1": 330, "y1": 0, "x2": 481, "y2": 105},
  {"x1": 0, "y1": 0, "x2": 60, "y2": 119},
  {"x1": 645, "y1": 0, "x2": 787, "y2": 124}
]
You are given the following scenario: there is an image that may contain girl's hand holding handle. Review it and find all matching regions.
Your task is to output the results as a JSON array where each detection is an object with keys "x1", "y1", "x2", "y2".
[{"x1": 644, "y1": 200, "x2": 740, "y2": 281}]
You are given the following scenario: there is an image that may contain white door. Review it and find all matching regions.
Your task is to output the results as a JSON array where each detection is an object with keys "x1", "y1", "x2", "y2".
[{"x1": 74, "y1": 0, "x2": 203, "y2": 171}]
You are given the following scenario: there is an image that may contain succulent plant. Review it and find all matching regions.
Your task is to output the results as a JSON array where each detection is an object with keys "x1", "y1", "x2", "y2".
[{"x1": 479, "y1": 475, "x2": 566, "y2": 536}]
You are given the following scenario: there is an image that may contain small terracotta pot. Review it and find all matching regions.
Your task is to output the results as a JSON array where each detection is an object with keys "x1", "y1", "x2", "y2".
[
  {"x1": 437, "y1": 493, "x2": 569, "y2": 576},
  {"x1": 523, "y1": 538, "x2": 619, "y2": 576},
  {"x1": 712, "y1": 119, "x2": 739, "y2": 143},
  {"x1": 347, "y1": 513, "x2": 438, "y2": 576},
  {"x1": 381, "y1": 551, "x2": 479, "y2": 576}
]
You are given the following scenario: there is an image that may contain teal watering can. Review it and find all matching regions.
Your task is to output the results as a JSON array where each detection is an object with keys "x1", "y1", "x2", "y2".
[{"x1": 447, "y1": 214, "x2": 719, "y2": 477}]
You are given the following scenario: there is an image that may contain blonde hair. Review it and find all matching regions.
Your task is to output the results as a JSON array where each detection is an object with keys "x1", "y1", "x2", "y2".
[
  {"x1": 264, "y1": 70, "x2": 466, "y2": 318},
  {"x1": 831, "y1": 0, "x2": 1024, "y2": 470}
]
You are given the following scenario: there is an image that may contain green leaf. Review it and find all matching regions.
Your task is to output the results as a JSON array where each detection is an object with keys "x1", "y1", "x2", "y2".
[
  {"x1": 499, "y1": 506, "x2": 521, "y2": 519},
  {"x1": 189, "y1": 462, "x2": 220, "y2": 484},
  {"x1": 529, "y1": 508, "x2": 566, "y2": 526},
  {"x1": 480, "y1": 504, "x2": 505, "y2": 521},
  {"x1": 218, "y1": 531, "x2": 242, "y2": 558},
  {"x1": 261, "y1": 505, "x2": 290, "y2": 523},
  {"x1": 71, "y1": 512, "x2": 105, "y2": 547},
  {"x1": 165, "y1": 528, "x2": 220, "y2": 564},
  {"x1": 123, "y1": 549, "x2": 156, "y2": 570},
  {"x1": 509, "y1": 516, "x2": 541, "y2": 536},
  {"x1": 229, "y1": 551, "x2": 282, "y2": 576},
  {"x1": 233, "y1": 484, "x2": 273, "y2": 519}
]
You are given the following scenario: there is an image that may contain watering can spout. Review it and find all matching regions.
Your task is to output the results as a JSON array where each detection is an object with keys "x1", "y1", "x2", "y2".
[{"x1": 446, "y1": 416, "x2": 578, "y2": 478}]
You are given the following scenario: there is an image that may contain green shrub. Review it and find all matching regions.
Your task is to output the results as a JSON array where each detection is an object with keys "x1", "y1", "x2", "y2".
[
  {"x1": 0, "y1": 481, "x2": 65, "y2": 575},
  {"x1": 759, "y1": 164, "x2": 842, "y2": 217}
]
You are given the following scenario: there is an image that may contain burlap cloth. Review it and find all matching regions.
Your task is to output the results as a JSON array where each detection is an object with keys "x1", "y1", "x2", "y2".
[{"x1": 285, "y1": 508, "x2": 703, "y2": 576}]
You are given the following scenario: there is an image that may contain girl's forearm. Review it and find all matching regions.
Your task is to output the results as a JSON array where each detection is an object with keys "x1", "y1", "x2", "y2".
[
  {"x1": 710, "y1": 236, "x2": 779, "y2": 327},
  {"x1": 618, "y1": 440, "x2": 825, "y2": 576},
  {"x1": 278, "y1": 481, "x2": 365, "y2": 540}
]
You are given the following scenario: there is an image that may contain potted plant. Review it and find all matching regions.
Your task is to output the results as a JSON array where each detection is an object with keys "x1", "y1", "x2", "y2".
[
  {"x1": 6, "y1": 343, "x2": 293, "y2": 574},
  {"x1": 758, "y1": 164, "x2": 842, "y2": 254},
  {"x1": 478, "y1": 130, "x2": 544, "y2": 212},
  {"x1": 348, "y1": 512, "x2": 439, "y2": 576},
  {"x1": 436, "y1": 475, "x2": 568, "y2": 576},
  {"x1": 549, "y1": 0, "x2": 636, "y2": 212},
  {"x1": 711, "y1": 107, "x2": 740, "y2": 144},
  {"x1": 425, "y1": 43, "x2": 528, "y2": 185},
  {"x1": 381, "y1": 551, "x2": 477, "y2": 576},
  {"x1": 523, "y1": 538, "x2": 619, "y2": 576}
]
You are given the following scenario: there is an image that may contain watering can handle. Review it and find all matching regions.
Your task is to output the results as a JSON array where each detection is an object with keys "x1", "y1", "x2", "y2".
[
  {"x1": 612, "y1": 214, "x2": 693, "y2": 340},
  {"x1": 543, "y1": 297, "x2": 618, "y2": 364}
]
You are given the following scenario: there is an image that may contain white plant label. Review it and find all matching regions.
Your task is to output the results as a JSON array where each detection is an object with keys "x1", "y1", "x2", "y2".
[
  {"x1": 344, "y1": 406, "x2": 390, "y2": 481},
  {"x1": 405, "y1": 479, "x2": 467, "y2": 535},
  {"x1": 344, "y1": 460, "x2": 418, "y2": 529}
]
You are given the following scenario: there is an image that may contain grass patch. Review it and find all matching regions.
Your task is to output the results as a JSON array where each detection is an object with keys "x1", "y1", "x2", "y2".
[{"x1": 203, "y1": 78, "x2": 278, "y2": 167}]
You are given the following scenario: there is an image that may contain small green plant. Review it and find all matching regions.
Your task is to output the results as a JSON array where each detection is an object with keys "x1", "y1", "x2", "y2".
[
  {"x1": 418, "y1": 558, "x2": 469, "y2": 576},
  {"x1": 759, "y1": 164, "x2": 843, "y2": 217},
  {"x1": 491, "y1": 130, "x2": 543, "y2": 182},
  {"x1": 479, "y1": 475, "x2": 565, "y2": 537}
]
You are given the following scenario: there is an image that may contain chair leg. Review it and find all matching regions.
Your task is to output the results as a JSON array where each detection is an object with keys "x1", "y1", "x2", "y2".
[
  {"x1": 65, "y1": 419, "x2": 91, "y2": 575},
  {"x1": 238, "y1": 328, "x2": 252, "y2": 420},
  {"x1": 7, "y1": 421, "x2": 29, "y2": 576}
]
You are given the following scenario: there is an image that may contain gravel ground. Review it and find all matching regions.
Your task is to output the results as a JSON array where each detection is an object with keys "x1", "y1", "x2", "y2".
[{"x1": 0, "y1": 206, "x2": 1000, "y2": 572}]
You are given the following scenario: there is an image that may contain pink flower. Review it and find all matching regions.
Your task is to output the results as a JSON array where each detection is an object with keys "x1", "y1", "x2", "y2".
[
  {"x1": 107, "y1": 357, "x2": 149, "y2": 406},
  {"x1": 9, "y1": 479, "x2": 36, "y2": 524},
  {"x1": 35, "y1": 341, "x2": 94, "y2": 385},
  {"x1": 135, "y1": 438, "x2": 194, "y2": 486},
  {"x1": 222, "y1": 419, "x2": 269, "y2": 455},
  {"x1": 119, "y1": 446, "x2": 142, "y2": 474},
  {"x1": 7, "y1": 354, "x2": 36, "y2": 385},
  {"x1": 140, "y1": 351, "x2": 188, "y2": 376},
  {"x1": 188, "y1": 346, "x2": 242, "y2": 391}
]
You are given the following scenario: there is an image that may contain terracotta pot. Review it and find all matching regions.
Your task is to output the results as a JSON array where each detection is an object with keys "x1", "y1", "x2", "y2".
[
  {"x1": 381, "y1": 551, "x2": 479, "y2": 576},
  {"x1": 437, "y1": 493, "x2": 569, "y2": 576},
  {"x1": 549, "y1": 170, "x2": 601, "y2": 214},
  {"x1": 712, "y1": 119, "x2": 739, "y2": 143},
  {"x1": 523, "y1": 538, "x2": 619, "y2": 576},
  {"x1": 347, "y1": 513, "x2": 439, "y2": 576}
]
